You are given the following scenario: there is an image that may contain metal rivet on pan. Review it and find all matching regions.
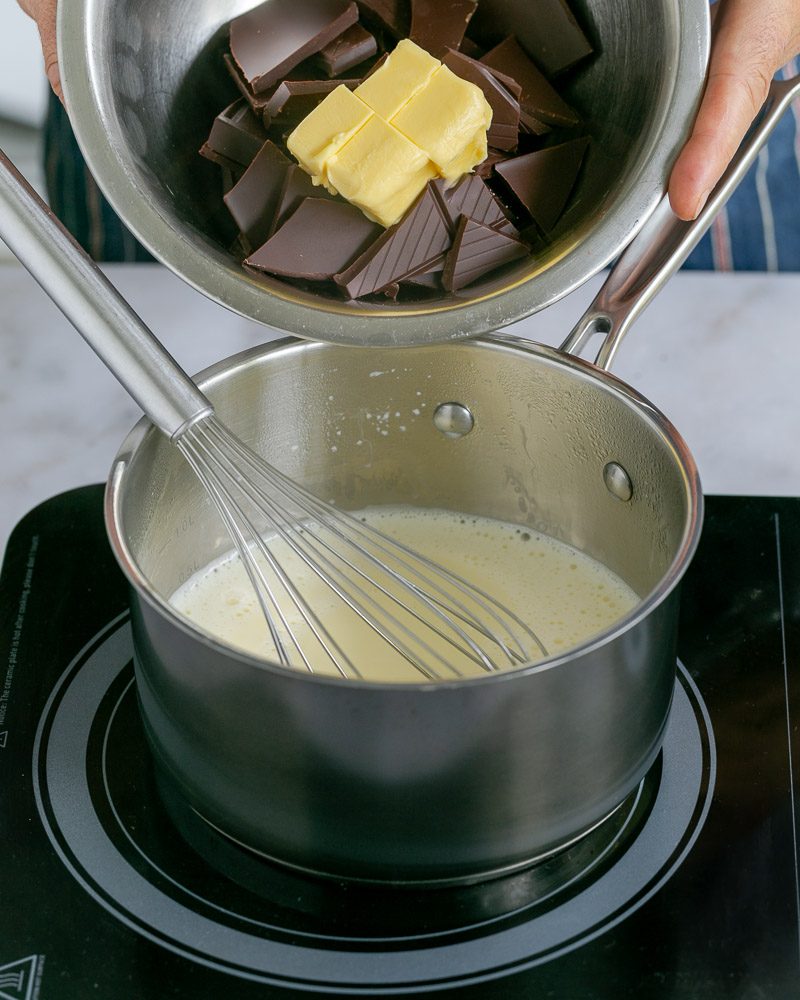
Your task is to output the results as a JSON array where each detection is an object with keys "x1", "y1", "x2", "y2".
[
  {"x1": 433, "y1": 402, "x2": 475, "y2": 439},
  {"x1": 604, "y1": 462, "x2": 633, "y2": 502}
]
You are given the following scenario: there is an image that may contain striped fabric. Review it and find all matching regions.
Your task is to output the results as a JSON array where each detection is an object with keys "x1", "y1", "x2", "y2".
[
  {"x1": 44, "y1": 61, "x2": 800, "y2": 270},
  {"x1": 684, "y1": 60, "x2": 800, "y2": 272}
]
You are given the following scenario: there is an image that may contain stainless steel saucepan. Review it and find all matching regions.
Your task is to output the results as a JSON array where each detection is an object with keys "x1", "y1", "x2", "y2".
[
  {"x1": 101, "y1": 74, "x2": 799, "y2": 883},
  {"x1": 58, "y1": 0, "x2": 711, "y2": 345}
]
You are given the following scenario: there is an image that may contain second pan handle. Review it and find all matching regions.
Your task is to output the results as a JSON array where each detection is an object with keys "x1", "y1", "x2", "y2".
[{"x1": 561, "y1": 73, "x2": 800, "y2": 372}]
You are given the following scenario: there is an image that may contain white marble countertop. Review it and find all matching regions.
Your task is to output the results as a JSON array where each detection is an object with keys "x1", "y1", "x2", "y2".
[{"x1": 2, "y1": 262, "x2": 799, "y2": 560}]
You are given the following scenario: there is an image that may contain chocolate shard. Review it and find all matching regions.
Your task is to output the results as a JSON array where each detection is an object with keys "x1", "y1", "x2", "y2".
[
  {"x1": 458, "y1": 36, "x2": 483, "y2": 59},
  {"x1": 200, "y1": 98, "x2": 267, "y2": 170},
  {"x1": 481, "y1": 36, "x2": 579, "y2": 129},
  {"x1": 230, "y1": 0, "x2": 358, "y2": 95},
  {"x1": 443, "y1": 49, "x2": 520, "y2": 152},
  {"x1": 432, "y1": 175, "x2": 513, "y2": 234},
  {"x1": 409, "y1": 0, "x2": 478, "y2": 59},
  {"x1": 474, "y1": 149, "x2": 512, "y2": 178},
  {"x1": 272, "y1": 164, "x2": 338, "y2": 235},
  {"x1": 442, "y1": 216, "x2": 529, "y2": 291},
  {"x1": 224, "y1": 52, "x2": 274, "y2": 122},
  {"x1": 355, "y1": 0, "x2": 409, "y2": 40},
  {"x1": 512, "y1": 0, "x2": 593, "y2": 77},
  {"x1": 265, "y1": 78, "x2": 360, "y2": 128},
  {"x1": 495, "y1": 136, "x2": 589, "y2": 232},
  {"x1": 335, "y1": 183, "x2": 452, "y2": 298},
  {"x1": 314, "y1": 23, "x2": 378, "y2": 77},
  {"x1": 223, "y1": 140, "x2": 291, "y2": 252},
  {"x1": 247, "y1": 198, "x2": 382, "y2": 279}
]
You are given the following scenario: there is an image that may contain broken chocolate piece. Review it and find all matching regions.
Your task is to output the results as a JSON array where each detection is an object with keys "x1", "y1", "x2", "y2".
[
  {"x1": 511, "y1": 0, "x2": 593, "y2": 77},
  {"x1": 432, "y1": 175, "x2": 513, "y2": 233},
  {"x1": 265, "y1": 78, "x2": 360, "y2": 128},
  {"x1": 458, "y1": 36, "x2": 483, "y2": 59},
  {"x1": 223, "y1": 140, "x2": 291, "y2": 251},
  {"x1": 314, "y1": 23, "x2": 378, "y2": 77},
  {"x1": 409, "y1": 0, "x2": 477, "y2": 59},
  {"x1": 272, "y1": 164, "x2": 338, "y2": 234},
  {"x1": 443, "y1": 49, "x2": 520, "y2": 152},
  {"x1": 443, "y1": 216, "x2": 528, "y2": 291},
  {"x1": 495, "y1": 136, "x2": 589, "y2": 232},
  {"x1": 335, "y1": 183, "x2": 452, "y2": 298},
  {"x1": 481, "y1": 36, "x2": 579, "y2": 128},
  {"x1": 230, "y1": 0, "x2": 358, "y2": 94},
  {"x1": 200, "y1": 98, "x2": 266, "y2": 170},
  {"x1": 355, "y1": 0, "x2": 409, "y2": 40},
  {"x1": 474, "y1": 149, "x2": 512, "y2": 178},
  {"x1": 247, "y1": 198, "x2": 382, "y2": 279},
  {"x1": 224, "y1": 52, "x2": 274, "y2": 122},
  {"x1": 402, "y1": 269, "x2": 442, "y2": 289}
]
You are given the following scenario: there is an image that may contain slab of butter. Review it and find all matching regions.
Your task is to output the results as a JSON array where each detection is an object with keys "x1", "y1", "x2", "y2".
[{"x1": 287, "y1": 39, "x2": 492, "y2": 227}]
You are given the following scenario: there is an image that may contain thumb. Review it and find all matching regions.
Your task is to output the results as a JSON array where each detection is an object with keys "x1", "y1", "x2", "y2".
[{"x1": 18, "y1": 0, "x2": 62, "y2": 102}]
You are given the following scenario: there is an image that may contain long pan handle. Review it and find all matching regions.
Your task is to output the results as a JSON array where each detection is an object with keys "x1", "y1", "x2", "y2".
[
  {"x1": 0, "y1": 148, "x2": 212, "y2": 439},
  {"x1": 561, "y1": 73, "x2": 800, "y2": 371}
]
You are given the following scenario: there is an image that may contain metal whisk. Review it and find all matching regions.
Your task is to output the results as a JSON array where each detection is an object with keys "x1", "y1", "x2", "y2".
[{"x1": 0, "y1": 147, "x2": 545, "y2": 679}]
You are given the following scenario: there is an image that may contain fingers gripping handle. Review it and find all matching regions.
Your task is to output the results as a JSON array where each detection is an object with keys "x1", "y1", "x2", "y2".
[
  {"x1": 561, "y1": 74, "x2": 800, "y2": 372},
  {"x1": 0, "y1": 147, "x2": 212, "y2": 439}
]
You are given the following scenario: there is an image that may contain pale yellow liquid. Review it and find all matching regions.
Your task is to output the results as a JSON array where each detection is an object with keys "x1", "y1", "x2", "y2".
[{"x1": 170, "y1": 506, "x2": 639, "y2": 682}]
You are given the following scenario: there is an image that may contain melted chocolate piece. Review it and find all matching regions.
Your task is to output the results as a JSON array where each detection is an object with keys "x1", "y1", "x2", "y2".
[
  {"x1": 442, "y1": 216, "x2": 528, "y2": 291},
  {"x1": 443, "y1": 49, "x2": 520, "y2": 152},
  {"x1": 200, "y1": 98, "x2": 267, "y2": 169},
  {"x1": 314, "y1": 23, "x2": 378, "y2": 76},
  {"x1": 272, "y1": 165, "x2": 338, "y2": 234},
  {"x1": 230, "y1": 0, "x2": 358, "y2": 94},
  {"x1": 247, "y1": 198, "x2": 382, "y2": 278},
  {"x1": 432, "y1": 175, "x2": 513, "y2": 233},
  {"x1": 223, "y1": 140, "x2": 291, "y2": 251},
  {"x1": 335, "y1": 184, "x2": 451, "y2": 298},
  {"x1": 409, "y1": 0, "x2": 477, "y2": 59},
  {"x1": 481, "y1": 36, "x2": 579, "y2": 128},
  {"x1": 495, "y1": 136, "x2": 589, "y2": 231}
]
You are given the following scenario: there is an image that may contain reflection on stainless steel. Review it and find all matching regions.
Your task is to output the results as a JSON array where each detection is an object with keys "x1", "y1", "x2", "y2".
[
  {"x1": 59, "y1": 0, "x2": 710, "y2": 345},
  {"x1": 108, "y1": 334, "x2": 702, "y2": 882}
]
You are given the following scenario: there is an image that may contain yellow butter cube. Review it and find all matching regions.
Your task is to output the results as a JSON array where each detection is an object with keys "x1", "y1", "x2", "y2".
[
  {"x1": 287, "y1": 85, "x2": 373, "y2": 186},
  {"x1": 355, "y1": 39, "x2": 440, "y2": 121},
  {"x1": 326, "y1": 116, "x2": 437, "y2": 227},
  {"x1": 391, "y1": 65, "x2": 491, "y2": 182}
]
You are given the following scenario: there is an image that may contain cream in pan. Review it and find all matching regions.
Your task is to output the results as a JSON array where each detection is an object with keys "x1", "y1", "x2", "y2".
[{"x1": 170, "y1": 506, "x2": 639, "y2": 682}]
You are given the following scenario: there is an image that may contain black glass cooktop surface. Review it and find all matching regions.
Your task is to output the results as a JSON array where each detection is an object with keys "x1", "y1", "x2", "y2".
[{"x1": 1, "y1": 487, "x2": 798, "y2": 999}]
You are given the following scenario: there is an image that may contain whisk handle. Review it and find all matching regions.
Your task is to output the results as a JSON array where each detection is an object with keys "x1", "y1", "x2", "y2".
[{"x1": 0, "y1": 147, "x2": 212, "y2": 439}]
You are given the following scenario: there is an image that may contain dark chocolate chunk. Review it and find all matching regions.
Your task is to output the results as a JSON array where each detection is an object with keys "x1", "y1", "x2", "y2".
[
  {"x1": 247, "y1": 198, "x2": 382, "y2": 279},
  {"x1": 230, "y1": 0, "x2": 358, "y2": 94},
  {"x1": 265, "y1": 79, "x2": 359, "y2": 128},
  {"x1": 474, "y1": 150, "x2": 512, "y2": 178},
  {"x1": 272, "y1": 165, "x2": 338, "y2": 234},
  {"x1": 223, "y1": 140, "x2": 291, "y2": 251},
  {"x1": 481, "y1": 36, "x2": 579, "y2": 128},
  {"x1": 511, "y1": 0, "x2": 593, "y2": 77},
  {"x1": 200, "y1": 98, "x2": 266, "y2": 169},
  {"x1": 443, "y1": 216, "x2": 529, "y2": 291},
  {"x1": 443, "y1": 49, "x2": 520, "y2": 152},
  {"x1": 335, "y1": 183, "x2": 452, "y2": 298},
  {"x1": 224, "y1": 52, "x2": 274, "y2": 122},
  {"x1": 458, "y1": 36, "x2": 483, "y2": 59},
  {"x1": 314, "y1": 23, "x2": 378, "y2": 77},
  {"x1": 432, "y1": 175, "x2": 513, "y2": 233},
  {"x1": 355, "y1": 0, "x2": 409, "y2": 40},
  {"x1": 495, "y1": 136, "x2": 589, "y2": 231},
  {"x1": 409, "y1": 0, "x2": 477, "y2": 59}
]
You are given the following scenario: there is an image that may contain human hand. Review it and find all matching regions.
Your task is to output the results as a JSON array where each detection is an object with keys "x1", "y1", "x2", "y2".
[
  {"x1": 669, "y1": 0, "x2": 800, "y2": 221},
  {"x1": 17, "y1": 0, "x2": 61, "y2": 102}
]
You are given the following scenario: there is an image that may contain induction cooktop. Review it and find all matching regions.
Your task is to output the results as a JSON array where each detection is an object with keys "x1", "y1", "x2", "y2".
[{"x1": 1, "y1": 487, "x2": 798, "y2": 998}]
